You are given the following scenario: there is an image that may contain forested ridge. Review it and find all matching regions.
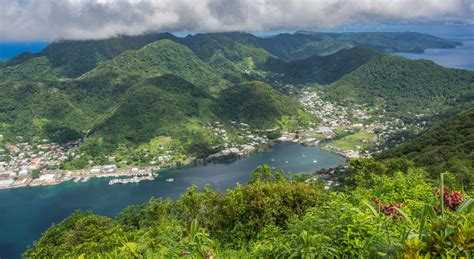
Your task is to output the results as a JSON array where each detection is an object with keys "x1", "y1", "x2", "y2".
[{"x1": 378, "y1": 108, "x2": 474, "y2": 188}]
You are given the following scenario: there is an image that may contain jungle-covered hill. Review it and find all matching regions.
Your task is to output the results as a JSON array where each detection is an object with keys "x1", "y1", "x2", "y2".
[{"x1": 378, "y1": 107, "x2": 474, "y2": 188}]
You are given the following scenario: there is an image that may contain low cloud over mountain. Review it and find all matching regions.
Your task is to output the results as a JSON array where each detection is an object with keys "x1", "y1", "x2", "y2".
[{"x1": 1, "y1": 0, "x2": 473, "y2": 40}]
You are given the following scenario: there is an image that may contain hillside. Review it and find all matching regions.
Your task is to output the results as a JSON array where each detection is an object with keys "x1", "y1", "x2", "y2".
[
  {"x1": 377, "y1": 108, "x2": 474, "y2": 187},
  {"x1": 321, "y1": 55, "x2": 474, "y2": 118},
  {"x1": 1, "y1": 33, "x2": 178, "y2": 78},
  {"x1": 0, "y1": 39, "x2": 227, "y2": 142},
  {"x1": 267, "y1": 47, "x2": 382, "y2": 84},
  {"x1": 178, "y1": 33, "x2": 272, "y2": 83},
  {"x1": 83, "y1": 39, "x2": 226, "y2": 92},
  {"x1": 214, "y1": 81, "x2": 309, "y2": 129},
  {"x1": 0, "y1": 80, "x2": 92, "y2": 142},
  {"x1": 258, "y1": 32, "x2": 351, "y2": 60},
  {"x1": 91, "y1": 74, "x2": 211, "y2": 145}
]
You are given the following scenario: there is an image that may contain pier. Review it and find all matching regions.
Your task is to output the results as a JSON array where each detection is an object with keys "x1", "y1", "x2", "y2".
[{"x1": 108, "y1": 174, "x2": 154, "y2": 185}]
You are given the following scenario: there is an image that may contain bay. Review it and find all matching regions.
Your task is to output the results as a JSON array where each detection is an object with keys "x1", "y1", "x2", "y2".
[{"x1": 0, "y1": 142, "x2": 345, "y2": 258}]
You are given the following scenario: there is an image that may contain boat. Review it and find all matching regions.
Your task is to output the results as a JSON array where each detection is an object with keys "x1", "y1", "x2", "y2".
[
  {"x1": 270, "y1": 158, "x2": 275, "y2": 162},
  {"x1": 73, "y1": 177, "x2": 81, "y2": 183},
  {"x1": 285, "y1": 160, "x2": 289, "y2": 164},
  {"x1": 302, "y1": 154, "x2": 306, "y2": 157},
  {"x1": 165, "y1": 178, "x2": 174, "y2": 183},
  {"x1": 313, "y1": 160, "x2": 317, "y2": 163}
]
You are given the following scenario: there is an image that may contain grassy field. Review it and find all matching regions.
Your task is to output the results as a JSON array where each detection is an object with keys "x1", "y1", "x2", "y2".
[{"x1": 327, "y1": 130, "x2": 375, "y2": 151}]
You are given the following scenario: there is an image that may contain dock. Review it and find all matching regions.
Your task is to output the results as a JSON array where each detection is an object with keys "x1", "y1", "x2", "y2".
[{"x1": 108, "y1": 174, "x2": 154, "y2": 185}]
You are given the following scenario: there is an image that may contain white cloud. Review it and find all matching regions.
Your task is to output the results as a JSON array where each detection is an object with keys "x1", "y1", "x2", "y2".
[{"x1": 0, "y1": 0, "x2": 473, "y2": 40}]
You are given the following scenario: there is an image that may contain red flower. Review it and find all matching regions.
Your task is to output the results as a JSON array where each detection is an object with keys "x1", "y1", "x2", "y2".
[
  {"x1": 435, "y1": 187, "x2": 464, "y2": 212},
  {"x1": 372, "y1": 199, "x2": 403, "y2": 219}
]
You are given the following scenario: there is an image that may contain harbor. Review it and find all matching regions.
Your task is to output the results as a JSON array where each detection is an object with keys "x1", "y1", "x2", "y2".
[{"x1": 0, "y1": 142, "x2": 345, "y2": 258}]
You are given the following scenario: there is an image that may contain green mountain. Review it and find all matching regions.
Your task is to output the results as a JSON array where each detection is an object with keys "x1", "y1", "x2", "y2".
[
  {"x1": 215, "y1": 81, "x2": 309, "y2": 129},
  {"x1": 0, "y1": 39, "x2": 228, "y2": 142},
  {"x1": 0, "y1": 56, "x2": 60, "y2": 84},
  {"x1": 82, "y1": 39, "x2": 226, "y2": 92},
  {"x1": 377, "y1": 108, "x2": 474, "y2": 187},
  {"x1": 267, "y1": 47, "x2": 382, "y2": 84},
  {"x1": 178, "y1": 33, "x2": 272, "y2": 83},
  {"x1": 0, "y1": 80, "x2": 91, "y2": 142},
  {"x1": 1, "y1": 33, "x2": 178, "y2": 78},
  {"x1": 91, "y1": 74, "x2": 212, "y2": 145},
  {"x1": 321, "y1": 54, "x2": 474, "y2": 118},
  {"x1": 258, "y1": 32, "x2": 352, "y2": 60}
]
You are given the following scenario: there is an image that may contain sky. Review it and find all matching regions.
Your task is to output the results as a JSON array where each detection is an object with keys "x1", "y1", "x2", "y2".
[
  {"x1": 0, "y1": 0, "x2": 473, "y2": 60},
  {"x1": 1, "y1": 0, "x2": 473, "y2": 41}
]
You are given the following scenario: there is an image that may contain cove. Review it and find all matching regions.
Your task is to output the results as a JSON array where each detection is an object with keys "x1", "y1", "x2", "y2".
[{"x1": 0, "y1": 142, "x2": 345, "y2": 258}]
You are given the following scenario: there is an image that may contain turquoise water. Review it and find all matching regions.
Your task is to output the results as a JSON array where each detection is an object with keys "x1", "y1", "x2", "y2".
[
  {"x1": 0, "y1": 143, "x2": 344, "y2": 258},
  {"x1": 396, "y1": 38, "x2": 474, "y2": 71}
]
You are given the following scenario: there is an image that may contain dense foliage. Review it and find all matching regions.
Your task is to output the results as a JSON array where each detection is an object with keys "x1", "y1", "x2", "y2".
[
  {"x1": 1, "y1": 33, "x2": 178, "y2": 77},
  {"x1": 24, "y1": 162, "x2": 474, "y2": 258},
  {"x1": 215, "y1": 81, "x2": 311, "y2": 129},
  {"x1": 266, "y1": 47, "x2": 381, "y2": 84},
  {"x1": 0, "y1": 38, "x2": 308, "y2": 161},
  {"x1": 0, "y1": 31, "x2": 471, "y2": 167},
  {"x1": 322, "y1": 54, "x2": 474, "y2": 119},
  {"x1": 378, "y1": 108, "x2": 474, "y2": 188}
]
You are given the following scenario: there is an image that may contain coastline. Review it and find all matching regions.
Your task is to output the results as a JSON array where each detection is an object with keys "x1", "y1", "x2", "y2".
[
  {"x1": 0, "y1": 137, "x2": 347, "y2": 191},
  {"x1": 0, "y1": 166, "x2": 161, "y2": 190}
]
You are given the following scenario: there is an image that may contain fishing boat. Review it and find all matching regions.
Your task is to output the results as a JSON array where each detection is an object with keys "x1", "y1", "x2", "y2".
[
  {"x1": 313, "y1": 160, "x2": 317, "y2": 163},
  {"x1": 165, "y1": 178, "x2": 174, "y2": 183}
]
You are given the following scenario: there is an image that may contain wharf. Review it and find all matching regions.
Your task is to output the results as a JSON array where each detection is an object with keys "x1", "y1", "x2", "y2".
[{"x1": 108, "y1": 174, "x2": 154, "y2": 185}]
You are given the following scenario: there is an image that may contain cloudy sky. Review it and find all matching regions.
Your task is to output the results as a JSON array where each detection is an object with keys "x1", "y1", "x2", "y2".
[{"x1": 1, "y1": 0, "x2": 473, "y2": 41}]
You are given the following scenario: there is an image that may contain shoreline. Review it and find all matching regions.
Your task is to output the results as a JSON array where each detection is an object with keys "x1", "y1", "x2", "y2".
[
  {"x1": 0, "y1": 166, "x2": 161, "y2": 190},
  {"x1": 0, "y1": 140, "x2": 347, "y2": 191}
]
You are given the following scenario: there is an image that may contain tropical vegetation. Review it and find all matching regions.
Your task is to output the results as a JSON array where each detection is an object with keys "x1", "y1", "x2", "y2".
[{"x1": 24, "y1": 161, "x2": 474, "y2": 258}]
